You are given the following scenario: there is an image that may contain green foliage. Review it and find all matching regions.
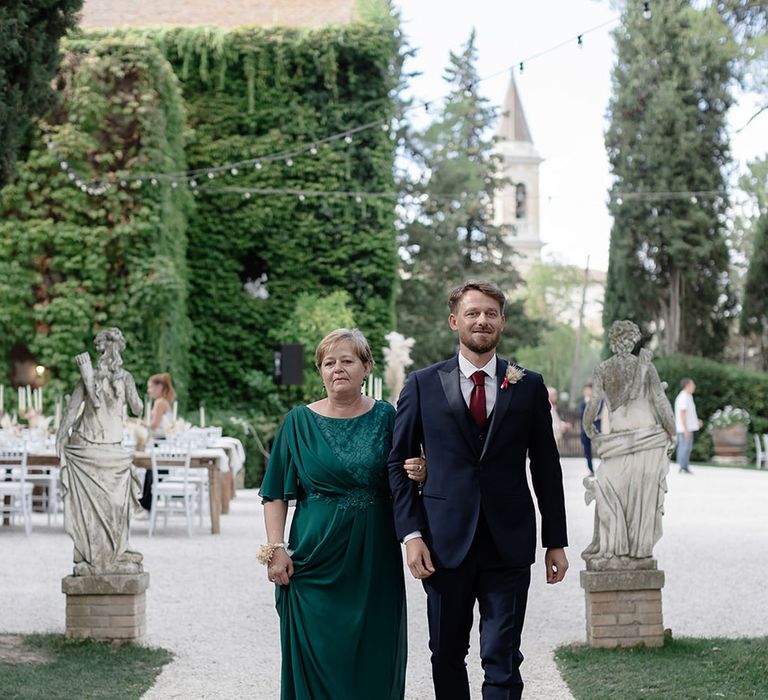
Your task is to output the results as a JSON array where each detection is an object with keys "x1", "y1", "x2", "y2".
[
  {"x1": 556, "y1": 636, "x2": 768, "y2": 700},
  {"x1": 0, "y1": 38, "x2": 192, "y2": 405},
  {"x1": 740, "y1": 212, "x2": 768, "y2": 369},
  {"x1": 0, "y1": 0, "x2": 84, "y2": 186},
  {"x1": 274, "y1": 290, "x2": 356, "y2": 403},
  {"x1": 2, "y1": 633, "x2": 172, "y2": 699},
  {"x1": 83, "y1": 24, "x2": 401, "y2": 406},
  {"x1": 397, "y1": 30, "x2": 538, "y2": 369},
  {"x1": 516, "y1": 325, "x2": 601, "y2": 399},
  {"x1": 654, "y1": 353, "x2": 768, "y2": 460},
  {"x1": 603, "y1": 1, "x2": 735, "y2": 358}
]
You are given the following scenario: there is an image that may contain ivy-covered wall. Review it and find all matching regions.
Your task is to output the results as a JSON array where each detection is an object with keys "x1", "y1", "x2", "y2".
[
  {"x1": 84, "y1": 22, "x2": 401, "y2": 407},
  {"x1": 1, "y1": 16, "x2": 401, "y2": 416},
  {"x1": 0, "y1": 38, "x2": 191, "y2": 401}
]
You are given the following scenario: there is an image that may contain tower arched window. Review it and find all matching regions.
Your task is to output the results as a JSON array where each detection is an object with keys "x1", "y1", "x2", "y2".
[{"x1": 515, "y1": 183, "x2": 526, "y2": 219}]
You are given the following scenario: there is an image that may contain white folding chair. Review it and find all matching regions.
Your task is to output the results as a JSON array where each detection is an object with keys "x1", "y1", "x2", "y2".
[
  {"x1": 26, "y1": 462, "x2": 60, "y2": 526},
  {"x1": 148, "y1": 444, "x2": 196, "y2": 537},
  {"x1": 0, "y1": 445, "x2": 33, "y2": 535}
]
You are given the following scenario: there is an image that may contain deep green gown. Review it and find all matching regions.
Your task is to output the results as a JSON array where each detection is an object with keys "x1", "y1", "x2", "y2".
[{"x1": 259, "y1": 400, "x2": 407, "y2": 700}]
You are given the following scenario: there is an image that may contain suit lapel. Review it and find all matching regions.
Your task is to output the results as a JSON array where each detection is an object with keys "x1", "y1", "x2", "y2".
[
  {"x1": 438, "y1": 360, "x2": 478, "y2": 454},
  {"x1": 480, "y1": 357, "x2": 516, "y2": 461}
]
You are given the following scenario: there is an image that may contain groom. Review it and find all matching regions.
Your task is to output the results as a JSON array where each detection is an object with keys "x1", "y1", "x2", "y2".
[{"x1": 388, "y1": 280, "x2": 569, "y2": 700}]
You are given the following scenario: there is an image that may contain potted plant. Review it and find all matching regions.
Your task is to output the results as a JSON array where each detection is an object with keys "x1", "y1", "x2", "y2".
[{"x1": 708, "y1": 406, "x2": 751, "y2": 457}]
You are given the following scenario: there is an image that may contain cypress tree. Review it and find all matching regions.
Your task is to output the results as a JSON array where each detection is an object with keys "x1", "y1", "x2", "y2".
[
  {"x1": 740, "y1": 212, "x2": 768, "y2": 370},
  {"x1": 603, "y1": 1, "x2": 735, "y2": 357},
  {"x1": 397, "y1": 30, "x2": 536, "y2": 369},
  {"x1": 0, "y1": 0, "x2": 84, "y2": 186}
]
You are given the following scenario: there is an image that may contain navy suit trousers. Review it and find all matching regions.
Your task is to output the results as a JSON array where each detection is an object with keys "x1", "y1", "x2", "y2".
[{"x1": 423, "y1": 511, "x2": 531, "y2": 700}]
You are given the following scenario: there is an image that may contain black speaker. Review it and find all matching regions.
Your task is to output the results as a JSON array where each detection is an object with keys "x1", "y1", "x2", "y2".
[{"x1": 273, "y1": 344, "x2": 304, "y2": 386}]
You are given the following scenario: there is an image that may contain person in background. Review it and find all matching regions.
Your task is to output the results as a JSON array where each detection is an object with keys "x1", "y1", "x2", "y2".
[
  {"x1": 548, "y1": 387, "x2": 572, "y2": 451},
  {"x1": 138, "y1": 373, "x2": 176, "y2": 513},
  {"x1": 578, "y1": 383, "x2": 600, "y2": 474},
  {"x1": 674, "y1": 378, "x2": 702, "y2": 474}
]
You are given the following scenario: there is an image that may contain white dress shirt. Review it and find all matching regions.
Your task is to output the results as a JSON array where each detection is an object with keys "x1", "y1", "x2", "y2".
[{"x1": 403, "y1": 353, "x2": 498, "y2": 544}]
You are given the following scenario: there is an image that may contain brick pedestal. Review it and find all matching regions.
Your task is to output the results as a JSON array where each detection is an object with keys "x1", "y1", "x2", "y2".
[
  {"x1": 62, "y1": 572, "x2": 149, "y2": 643},
  {"x1": 580, "y1": 567, "x2": 664, "y2": 648}
]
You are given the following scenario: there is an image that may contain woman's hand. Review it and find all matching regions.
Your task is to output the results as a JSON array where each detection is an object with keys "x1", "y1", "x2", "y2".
[
  {"x1": 404, "y1": 456, "x2": 427, "y2": 483},
  {"x1": 267, "y1": 548, "x2": 294, "y2": 586}
]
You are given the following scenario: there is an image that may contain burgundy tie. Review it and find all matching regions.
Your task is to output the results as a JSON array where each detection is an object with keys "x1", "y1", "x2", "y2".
[{"x1": 469, "y1": 370, "x2": 487, "y2": 429}]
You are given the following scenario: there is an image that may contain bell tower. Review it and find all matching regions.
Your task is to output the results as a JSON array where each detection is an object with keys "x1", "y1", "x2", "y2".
[{"x1": 495, "y1": 75, "x2": 544, "y2": 273}]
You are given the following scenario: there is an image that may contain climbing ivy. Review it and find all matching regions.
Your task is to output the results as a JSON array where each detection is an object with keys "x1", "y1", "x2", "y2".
[
  {"x1": 84, "y1": 22, "x2": 402, "y2": 406},
  {"x1": 0, "y1": 38, "x2": 191, "y2": 403}
]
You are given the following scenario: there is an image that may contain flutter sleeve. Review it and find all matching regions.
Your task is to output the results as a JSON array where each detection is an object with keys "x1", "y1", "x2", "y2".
[{"x1": 258, "y1": 410, "x2": 299, "y2": 503}]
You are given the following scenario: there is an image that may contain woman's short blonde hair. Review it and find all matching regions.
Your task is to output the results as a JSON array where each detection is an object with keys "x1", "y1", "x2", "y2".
[{"x1": 315, "y1": 328, "x2": 374, "y2": 370}]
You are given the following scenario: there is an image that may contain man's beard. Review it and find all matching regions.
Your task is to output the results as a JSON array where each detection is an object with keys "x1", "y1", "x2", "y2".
[{"x1": 462, "y1": 329, "x2": 500, "y2": 354}]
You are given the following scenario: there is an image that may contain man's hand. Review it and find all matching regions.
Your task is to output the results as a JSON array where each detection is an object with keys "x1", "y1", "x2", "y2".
[
  {"x1": 545, "y1": 547, "x2": 568, "y2": 584},
  {"x1": 267, "y1": 548, "x2": 294, "y2": 586},
  {"x1": 403, "y1": 456, "x2": 427, "y2": 483},
  {"x1": 405, "y1": 537, "x2": 435, "y2": 579}
]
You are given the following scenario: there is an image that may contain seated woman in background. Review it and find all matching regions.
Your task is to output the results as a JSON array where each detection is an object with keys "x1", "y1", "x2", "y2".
[{"x1": 138, "y1": 372, "x2": 176, "y2": 513}]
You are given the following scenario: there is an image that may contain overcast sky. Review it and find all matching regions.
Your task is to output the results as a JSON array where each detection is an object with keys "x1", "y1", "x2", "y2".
[{"x1": 395, "y1": 0, "x2": 766, "y2": 272}]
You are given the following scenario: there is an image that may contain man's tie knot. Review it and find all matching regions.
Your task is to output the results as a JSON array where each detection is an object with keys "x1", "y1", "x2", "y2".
[{"x1": 471, "y1": 370, "x2": 486, "y2": 387}]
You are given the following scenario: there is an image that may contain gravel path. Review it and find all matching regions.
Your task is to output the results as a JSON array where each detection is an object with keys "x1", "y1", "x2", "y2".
[{"x1": 2, "y1": 459, "x2": 766, "y2": 699}]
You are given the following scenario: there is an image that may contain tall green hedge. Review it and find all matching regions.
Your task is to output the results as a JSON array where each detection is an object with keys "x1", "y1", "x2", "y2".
[
  {"x1": 654, "y1": 354, "x2": 768, "y2": 461},
  {"x1": 0, "y1": 38, "x2": 191, "y2": 401},
  {"x1": 81, "y1": 23, "x2": 402, "y2": 407}
]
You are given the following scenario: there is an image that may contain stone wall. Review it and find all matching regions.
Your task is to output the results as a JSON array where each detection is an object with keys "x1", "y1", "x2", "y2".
[{"x1": 78, "y1": 0, "x2": 358, "y2": 29}]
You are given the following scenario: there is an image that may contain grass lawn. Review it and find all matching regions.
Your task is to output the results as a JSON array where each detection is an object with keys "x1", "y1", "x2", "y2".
[
  {"x1": 556, "y1": 636, "x2": 768, "y2": 700},
  {"x1": 0, "y1": 634, "x2": 172, "y2": 700}
]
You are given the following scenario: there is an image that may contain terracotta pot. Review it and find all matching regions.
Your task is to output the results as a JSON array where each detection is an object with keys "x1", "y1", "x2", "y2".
[{"x1": 712, "y1": 425, "x2": 748, "y2": 457}]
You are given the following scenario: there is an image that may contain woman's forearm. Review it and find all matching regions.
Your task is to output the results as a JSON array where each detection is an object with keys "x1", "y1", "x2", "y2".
[{"x1": 264, "y1": 499, "x2": 288, "y2": 543}]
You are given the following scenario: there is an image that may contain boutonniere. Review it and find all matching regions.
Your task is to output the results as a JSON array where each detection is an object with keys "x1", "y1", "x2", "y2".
[{"x1": 501, "y1": 364, "x2": 525, "y2": 390}]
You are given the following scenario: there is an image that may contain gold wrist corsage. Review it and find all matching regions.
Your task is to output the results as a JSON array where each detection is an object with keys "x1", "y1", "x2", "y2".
[{"x1": 257, "y1": 542, "x2": 285, "y2": 565}]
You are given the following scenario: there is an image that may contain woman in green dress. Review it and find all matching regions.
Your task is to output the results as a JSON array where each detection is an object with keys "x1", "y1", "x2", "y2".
[{"x1": 259, "y1": 328, "x2": 425, "y2": 700}]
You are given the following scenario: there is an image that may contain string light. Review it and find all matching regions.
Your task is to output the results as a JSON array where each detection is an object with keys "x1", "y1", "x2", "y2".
[{"x1": 46, "y1": 15, "x2": 623, "y2": 197}]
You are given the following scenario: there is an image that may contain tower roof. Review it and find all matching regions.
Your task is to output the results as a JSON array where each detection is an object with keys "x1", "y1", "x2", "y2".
[{"x1": 498, "y1": 75, "x2": 532, "y2": 144}]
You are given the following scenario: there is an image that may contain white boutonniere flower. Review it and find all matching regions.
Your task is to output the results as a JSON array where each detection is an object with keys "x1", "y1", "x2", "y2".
[{"x1": 501, "y1": 364, "x2": 525, "y2": 390}]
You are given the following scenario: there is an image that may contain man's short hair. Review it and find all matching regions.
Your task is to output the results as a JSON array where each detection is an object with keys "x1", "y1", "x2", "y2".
[
  {"x1": 680, "y1": 377, "x2": 694, "y2": 389},
  {"x1": 448, "y1": 281, "x2": 506, "y2": 314}
]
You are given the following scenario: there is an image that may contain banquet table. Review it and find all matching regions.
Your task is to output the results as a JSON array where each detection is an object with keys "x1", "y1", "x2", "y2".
[{"x1": 11, "y1": 449, "x2": 231, "y2": 534}]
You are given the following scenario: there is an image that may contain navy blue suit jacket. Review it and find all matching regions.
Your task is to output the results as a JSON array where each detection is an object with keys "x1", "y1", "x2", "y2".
[{"x1": 387, "y1": 355, "x2": 568, "y2": 569}]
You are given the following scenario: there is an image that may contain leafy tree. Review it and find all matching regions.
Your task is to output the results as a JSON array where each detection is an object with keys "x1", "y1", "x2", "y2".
[
  {"x1": 397, "y1": 30, "x2": 537, "y2": 369},
  {"x1": 0, "y1": 0, "x2": 84, "y2": 186},
  {"x1": 273, "y1": 290, "x2": 356, "y2": 404},
  {"x1": 740, "y1": 212, "x2": 768, "y2": 369},
  {"x1": 603, "y1": 1, "x2": 735, "y2": 358}
]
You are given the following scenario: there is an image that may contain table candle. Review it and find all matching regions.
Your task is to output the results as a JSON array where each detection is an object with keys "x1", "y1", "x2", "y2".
[
  {"x1": 144, "y1": 395, "x2": 151, "y2": 424},
  {"x1": 172, "y1": 400, "x2": 178, "y2": 423},
  {"x1": 26, "y1": 385, "x2": 32, "y2": 414},
  {"x1": 199, "y1": 404, "x2": 206, "y2": 428},
  {"x1": 0, "y1": 384, "x2": 4, "y2": 413},
  {"x1": 54, "y1": 399, "x2": 62, "y2": 430},
  {"x1": 18, "y1": 386, "x2": 25, "y2": 414}
]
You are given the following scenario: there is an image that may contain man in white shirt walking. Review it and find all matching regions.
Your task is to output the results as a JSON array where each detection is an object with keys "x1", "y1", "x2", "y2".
[{"x1": 674, "y1": 378, "x2": 702, "y2": 474}]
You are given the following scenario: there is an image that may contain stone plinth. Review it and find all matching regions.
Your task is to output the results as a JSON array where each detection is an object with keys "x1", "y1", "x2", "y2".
[
  {"x1": 580, "y1": 568, "x2": 664, "y2": 648},
  {"x1": 62, "y1": 572, "x2": 149, "y2": 643}
]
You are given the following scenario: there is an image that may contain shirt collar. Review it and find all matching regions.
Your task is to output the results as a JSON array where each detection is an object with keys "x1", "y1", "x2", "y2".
[{"x1": 458, "y1": 352, "x2": 497, "y2": 380}]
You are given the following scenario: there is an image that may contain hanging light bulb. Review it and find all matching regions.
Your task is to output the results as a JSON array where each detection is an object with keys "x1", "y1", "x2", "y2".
[
  {"x1": 60, "y1": 161, "x2": 68, "y2": 170},
  {"x1": 189, "y1": 179, "x2": 197, "y2": 188},
  {"x1": 577, "y1": 35, "x2": 583, "y2": 48},
  {"x1": 150, "y1": 178, "x2": 158, "y2": 186},
  {"x1": 171, "y1": 181, "x2": 178, "y2": 189},
  {"x1": 255, "y1": 161, "x2": 263, "y2": 170},
  {"x1": 285, "y1": 158, "x2": 294, "y2": 167},
  {"x1": 344, "y1": 135, "x2": 353, "y2": 144},
  {"x1": 310, "y1": 146, "x2": 318, "y2": 155},
  {"x1": 519, "y1": 62, "x2": 524, "y2": 74},
  {"x1": 243, "y1": 192, "x2": 251, "y2": 199},
  {"x1": 643, "y1": 2, "x2": 651, "y2": 19},
  {"x1": 230, "y1": 167, "x2": 239, "y2": 176},
  {"x1": 207, "y1": 172, "x2": 215, "y2": 179},
  {"x1": 298, "y1": 193, "x2": 305, "y2": 201}
]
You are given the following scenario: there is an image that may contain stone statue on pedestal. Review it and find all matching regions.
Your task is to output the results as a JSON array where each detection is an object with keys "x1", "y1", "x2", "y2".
[
  {"x1": 56, "y1": 328, "x2": 144, "y2": 576},
  {"x1": 581, "y1": 320, "x2": 676, "y2": 570}
]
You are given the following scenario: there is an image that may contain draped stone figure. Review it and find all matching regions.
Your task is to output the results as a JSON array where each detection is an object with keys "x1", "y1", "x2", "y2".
[
  {"x1": 56, "y1": 328, "x2": 144, "y2": 576},
  {"x1": 581, "y1": 320, "x2": 676, "y2": 569}
]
